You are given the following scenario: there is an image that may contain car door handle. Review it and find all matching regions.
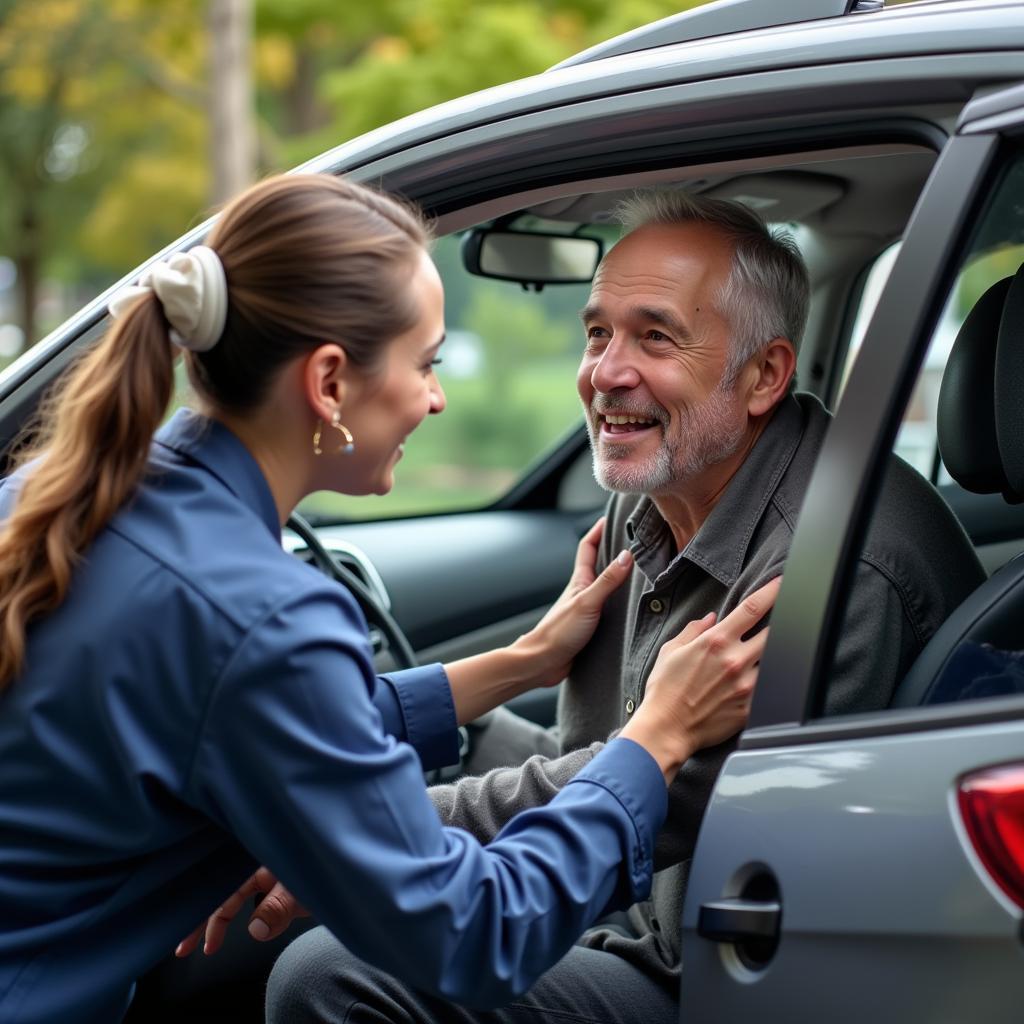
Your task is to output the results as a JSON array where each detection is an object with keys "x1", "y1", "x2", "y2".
[{"x1": 697, "y1": 898, "x2": 781, "y2": 943}]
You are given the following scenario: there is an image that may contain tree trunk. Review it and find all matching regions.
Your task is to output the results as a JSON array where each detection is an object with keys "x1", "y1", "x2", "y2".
[
  {"x1": 284, "y1": 43, "x2": 326, "y2": 136},
  {"x1": 208, "y1": 0, "x2": 254, "y2": 207},
  {"x1": 16, "y1": 202, "x2": 40, "y2": 349}
]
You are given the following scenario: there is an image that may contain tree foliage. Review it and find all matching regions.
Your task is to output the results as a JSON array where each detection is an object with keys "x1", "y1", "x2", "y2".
[
  {"x1": 0, "y1": 0, "x2": 208, "y2": 346},
  {"x1": 0, "y1": 0, "x2": 703, "y2": 350}
]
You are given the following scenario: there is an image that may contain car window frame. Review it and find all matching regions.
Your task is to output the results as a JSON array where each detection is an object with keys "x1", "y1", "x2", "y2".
[{"x1": 743, "y1": 89, "x2": 1024, "y2": 748}]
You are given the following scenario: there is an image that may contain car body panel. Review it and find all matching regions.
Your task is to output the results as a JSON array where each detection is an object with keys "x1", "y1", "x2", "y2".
[{"x1": 680, "y1": 721, "x2": 1024, "y2": 1022}]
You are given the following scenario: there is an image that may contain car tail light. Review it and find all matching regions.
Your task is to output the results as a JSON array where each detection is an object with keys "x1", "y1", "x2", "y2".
[{"x1": 958, "y1": 764, "x2": 1024, "y2": 908}]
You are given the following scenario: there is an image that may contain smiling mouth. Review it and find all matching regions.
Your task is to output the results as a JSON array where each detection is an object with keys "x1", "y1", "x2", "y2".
[{"x1": 599, "y1": 413, "x2": 660, "y2": 437}]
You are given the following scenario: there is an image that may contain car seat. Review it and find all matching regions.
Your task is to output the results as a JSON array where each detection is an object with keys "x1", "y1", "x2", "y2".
[{"x1": 890, "y1": 263, "x2": 1024, "y2": 707}]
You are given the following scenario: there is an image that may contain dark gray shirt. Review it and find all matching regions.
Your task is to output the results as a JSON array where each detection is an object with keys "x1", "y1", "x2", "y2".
[{"x1": 432, "y1": 393, "x2": 984, "y2": 986}]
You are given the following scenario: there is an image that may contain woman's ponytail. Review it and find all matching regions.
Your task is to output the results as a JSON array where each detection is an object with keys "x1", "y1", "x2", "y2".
[
  {"x1": 0, "y1": 172, "x2": 429, "y2": 691},
  {"x1": 0, "y1": 296, "x2": 175, "y2": 689}
]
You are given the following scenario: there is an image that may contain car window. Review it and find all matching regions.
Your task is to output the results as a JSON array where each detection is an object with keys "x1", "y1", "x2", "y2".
[
  {"x1": 298, "y1": 231, "x2": 599, "y2": 522},
  {"x1": 823, "y1": 150, "x2": 1024, "y2": 716},
  {"x1": 842, "y1": 239, "x2": 1024, "y2": 483}
]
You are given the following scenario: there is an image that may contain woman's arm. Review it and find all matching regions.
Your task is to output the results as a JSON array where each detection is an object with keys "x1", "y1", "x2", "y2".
[{"x1": 181, "y1": 578, "x2": 778, "y2": 1003}]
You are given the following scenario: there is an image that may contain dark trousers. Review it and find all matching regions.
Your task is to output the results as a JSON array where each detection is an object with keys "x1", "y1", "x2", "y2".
[{"x1": 266, "y1": 925, "x2": 678, "y2": 1024}]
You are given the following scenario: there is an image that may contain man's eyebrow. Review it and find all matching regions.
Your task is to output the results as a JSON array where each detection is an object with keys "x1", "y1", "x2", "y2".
[
  {"x1": 633, "y1": 305, "x2": 691, "y2": 340},
  {"x1": 579, "y1": 303, "x2": 691, "y2": 340}
]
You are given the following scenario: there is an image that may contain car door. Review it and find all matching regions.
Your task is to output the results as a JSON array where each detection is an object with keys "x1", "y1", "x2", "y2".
[{"x1": 681, "y1": 85, "x2": 1024, "y2": 1022}]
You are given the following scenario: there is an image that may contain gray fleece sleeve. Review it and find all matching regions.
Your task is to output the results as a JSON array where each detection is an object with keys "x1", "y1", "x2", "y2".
[
  {"x1": 429, "y1": 741, "x2": 605, "y2": 840},
  {"x1": 459, "y1": 706, "x2": 562, "y2": 778}
]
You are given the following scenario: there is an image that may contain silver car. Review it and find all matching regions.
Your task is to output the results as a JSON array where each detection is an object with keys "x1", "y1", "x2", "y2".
[{"x1": 4, "y1": 0, "x2": 1024, "y2": 1020}]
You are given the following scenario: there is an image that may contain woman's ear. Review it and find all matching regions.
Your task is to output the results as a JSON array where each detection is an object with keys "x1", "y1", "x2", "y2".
[
  {"x1": 746, "y1": 338, "x2": 796, "y2": 417},
  {"x1": 303, "y1": 343, "x2": 350, "y2": 420}
]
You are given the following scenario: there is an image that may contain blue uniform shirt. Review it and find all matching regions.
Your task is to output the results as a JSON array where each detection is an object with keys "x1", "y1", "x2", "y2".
[{"x1": 0, "y1": 410, "x2": 666, "y2": 1022}]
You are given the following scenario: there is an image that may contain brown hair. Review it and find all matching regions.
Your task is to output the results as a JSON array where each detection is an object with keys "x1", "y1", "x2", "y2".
[{"x1": 0, "y1": 174, "x2": 429, "y2": 689}]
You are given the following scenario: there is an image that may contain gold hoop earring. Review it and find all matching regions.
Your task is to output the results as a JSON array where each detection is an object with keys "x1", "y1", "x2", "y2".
[{"x1": 313, "y1": 414, "x2": 355, "y2": 456}]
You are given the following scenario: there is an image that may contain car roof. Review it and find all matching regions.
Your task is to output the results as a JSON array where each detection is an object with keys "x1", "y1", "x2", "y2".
[
  {"x1": 300, "y1": 0, "x2": 1024, "y2": 179},
  {"x1": 551, "y1": 0, "x2": 884, "y2": 69}
]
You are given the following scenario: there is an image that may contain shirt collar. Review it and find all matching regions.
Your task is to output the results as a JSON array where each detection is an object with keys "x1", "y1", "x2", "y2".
[
  {"x1": 154, "y1": 408, "x2": 282, "y2": 540},
  {"x1": 625, "y1": 393, "x2": 806, "y2": 588}
]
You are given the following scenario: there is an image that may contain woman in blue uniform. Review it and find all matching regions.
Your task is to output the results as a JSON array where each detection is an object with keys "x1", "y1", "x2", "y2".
[{"x1": 0, "y1": 174, "x2": 773, "y2": 1023}]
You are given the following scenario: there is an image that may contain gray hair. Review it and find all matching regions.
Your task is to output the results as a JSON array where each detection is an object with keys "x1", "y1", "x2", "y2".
[{"x1": 614, "y1": 190, "x2": 809, "y2": 384}]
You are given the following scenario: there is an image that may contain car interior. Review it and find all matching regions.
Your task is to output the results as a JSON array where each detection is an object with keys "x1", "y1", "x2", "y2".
[
  {"x1": 894, "y1": 260, "x2": 1024, "y2": 708},
  {"x1": 286, "y1": 129, "x2": 1024, "y2": 732}
]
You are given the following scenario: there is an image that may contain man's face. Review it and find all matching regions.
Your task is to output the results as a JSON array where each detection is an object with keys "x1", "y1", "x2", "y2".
[{"x1": 577, "y1": 222, "x2": 748, "y2": 496}]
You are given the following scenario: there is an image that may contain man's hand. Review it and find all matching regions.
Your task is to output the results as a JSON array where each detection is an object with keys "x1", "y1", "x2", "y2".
[{"x1": 175, "y1": 866, "x2": 308, "y2": 957}]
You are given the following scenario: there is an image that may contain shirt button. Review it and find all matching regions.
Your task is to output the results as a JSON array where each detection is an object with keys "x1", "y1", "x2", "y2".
[
  {"x1": 649, "y1": 598, "x2": 664, "y2": 613},
  {"x1": 626, "y1": 698, "x2": 635, "y2": 714}
]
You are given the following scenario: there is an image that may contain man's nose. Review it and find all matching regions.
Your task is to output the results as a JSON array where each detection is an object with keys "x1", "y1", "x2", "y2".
[{"x1": 589, "y1": 337, "x2": 641, "y2": 393}]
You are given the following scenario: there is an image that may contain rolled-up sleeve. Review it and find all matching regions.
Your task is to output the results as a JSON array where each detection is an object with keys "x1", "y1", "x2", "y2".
[{"x1": 187, "y1": 583, "x2": 666, "y2": 1007}]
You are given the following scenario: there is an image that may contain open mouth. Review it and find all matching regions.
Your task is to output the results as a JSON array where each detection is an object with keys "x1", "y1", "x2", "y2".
[{"x1": 598, "y1": 413, "x2": 660, "y2": 438}]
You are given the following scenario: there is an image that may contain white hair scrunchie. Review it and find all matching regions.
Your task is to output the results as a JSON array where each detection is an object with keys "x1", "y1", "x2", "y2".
[{"x1": 108, "y1": 245, "x2": 228, "y2": 352}]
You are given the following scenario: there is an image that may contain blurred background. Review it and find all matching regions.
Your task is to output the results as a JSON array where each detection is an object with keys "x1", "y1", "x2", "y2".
[{"x1": 0, "y1": 0, "x2": 729, "y2": 364}]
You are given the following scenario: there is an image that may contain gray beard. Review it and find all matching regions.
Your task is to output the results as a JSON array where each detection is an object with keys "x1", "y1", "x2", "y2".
[{"x1": 588, "y1": 384, "x2": 745, "y2": 494}]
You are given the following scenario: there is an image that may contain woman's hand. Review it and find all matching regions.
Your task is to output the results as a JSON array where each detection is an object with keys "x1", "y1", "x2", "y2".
[
  {"x1": 512, "y1": 517, "x2": 633, "y2": 689},
  {"x1": 620, "y1": 577, "x2": 781, "y2": 784},
  {"x1": 174, "y1": 866, "x2": 308, "y2": 957},
  {"x1": 444, "y1": 518, "x2": 631, "y2": 725}
]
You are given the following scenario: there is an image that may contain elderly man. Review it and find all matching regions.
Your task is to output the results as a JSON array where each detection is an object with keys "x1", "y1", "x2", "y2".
[{"x1": 265, "y1": 193, "x2": 984, "y2": 1023}]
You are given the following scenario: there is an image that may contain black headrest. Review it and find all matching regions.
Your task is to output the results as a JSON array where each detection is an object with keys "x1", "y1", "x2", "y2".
[
  {"x1": 938, "y1": 263, "x2": 1024, "y2": 504},
  {"x1": 997, "y1": 267, "x2": 1024, "y2": 499}
]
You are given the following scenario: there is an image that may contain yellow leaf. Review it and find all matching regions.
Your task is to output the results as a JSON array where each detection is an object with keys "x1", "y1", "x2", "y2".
[
  {"x1": 3, "y1": 65, "x2": 51, "y2": 104},
  {"x1": 255, "y1": 35, "x2": 296, "y2": 89},
  {"x1": 367, "y1": 36, "x2": 410, "y2": 63}
]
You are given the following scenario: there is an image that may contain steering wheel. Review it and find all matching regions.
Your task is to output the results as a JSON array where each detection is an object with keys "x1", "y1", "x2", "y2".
[{"x1": 286, "y1": 512, "x2": 418, "y2": 670}]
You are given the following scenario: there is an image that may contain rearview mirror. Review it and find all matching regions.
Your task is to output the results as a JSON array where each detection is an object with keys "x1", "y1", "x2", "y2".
[{"x1": 461, "y1": 229, "x2": 602, "y2": 287}]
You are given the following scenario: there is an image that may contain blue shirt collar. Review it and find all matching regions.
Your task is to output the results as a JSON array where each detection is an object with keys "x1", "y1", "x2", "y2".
[{"x1": 154, "y1": 408, "x2": 282, "y2": 539}]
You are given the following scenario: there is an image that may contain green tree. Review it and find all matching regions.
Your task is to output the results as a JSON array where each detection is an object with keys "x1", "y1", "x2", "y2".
[
  {"x1": 318, "y1": 0, "x2": 696, "y2": 147},
  {"x1": 0, "y1": 0, "x2": 209, "y2": 347},
  {"x1": 0, "y1": 0, "x2": 715, "y2": 351}
]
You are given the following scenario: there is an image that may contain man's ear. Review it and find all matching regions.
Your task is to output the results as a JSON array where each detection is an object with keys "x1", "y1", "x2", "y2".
[
  {"x1": 302, "y1": 343, "x2": 350, "y2": 420},
  {"x1": 746, "y1": 338, "x2": 796, "y2": 417}
]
